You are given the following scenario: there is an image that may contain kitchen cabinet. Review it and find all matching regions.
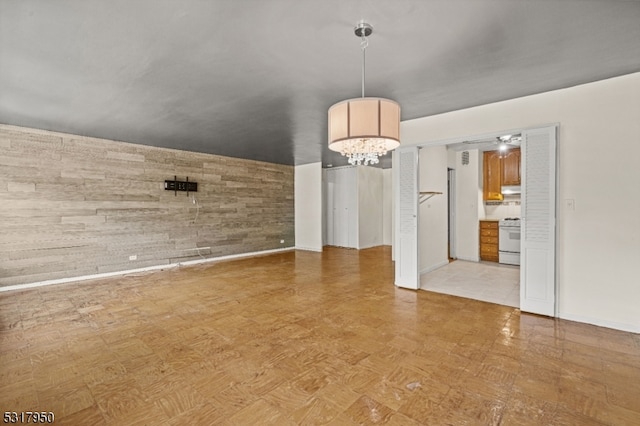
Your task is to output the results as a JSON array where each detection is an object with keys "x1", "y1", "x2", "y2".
[
  {"x1": 483, "y1": 151, "x2": 503, "y2": 201},
  {"x1": 479, "y1": 220, "x2": 499, "y2": 262},
  {"x1": 483, "y1": 148, "x2": 521, "y2": 200},
  {"x1": 502, "y1": 148, "x2": 521, "y2": 186}
]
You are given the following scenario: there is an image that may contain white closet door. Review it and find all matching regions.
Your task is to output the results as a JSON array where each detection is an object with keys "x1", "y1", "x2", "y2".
[
  {"x1": 346, "y1": 167, "x2": 359, "y2": 249},
  {"x1": 395, "y1": 147, "x2": 420, "y2": 289},
  {"x1": 325, "y1": 180, "x2": 334, "y2": 246},
  {"x1": 334, "y1": 168, "x2": 347, "y2": 248},
  {"x1": 520, "y1": 126, "x2": 557, "y2": 316}
]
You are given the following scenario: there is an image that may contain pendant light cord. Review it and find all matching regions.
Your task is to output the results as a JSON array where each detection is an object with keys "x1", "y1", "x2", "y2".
[{"x1": 361, "y1": 35, "x2": 368, "y2": 98}]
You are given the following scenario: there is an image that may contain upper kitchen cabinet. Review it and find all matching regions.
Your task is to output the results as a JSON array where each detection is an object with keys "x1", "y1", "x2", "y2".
[
  {"x1": 483, "y1": 151, "x2": 503, "y2": 201},
  {"x1": 502, "y1": 148, "x2": 521, "y2": 186}
]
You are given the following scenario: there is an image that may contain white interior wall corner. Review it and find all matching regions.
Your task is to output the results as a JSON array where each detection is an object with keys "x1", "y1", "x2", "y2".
[{"x1": 294, "y1": 162, "x2": 323, "y2": 252}]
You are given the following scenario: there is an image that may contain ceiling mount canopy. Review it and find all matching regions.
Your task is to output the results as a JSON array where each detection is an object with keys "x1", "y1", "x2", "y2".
[{"x1": 328, "y1": 21, "x2": 401, "y2": 166}]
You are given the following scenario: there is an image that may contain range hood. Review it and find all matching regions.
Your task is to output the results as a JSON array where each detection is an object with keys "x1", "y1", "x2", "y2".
[{"x1": 502, "y1": 185, "x2": 521, "y2": 195}]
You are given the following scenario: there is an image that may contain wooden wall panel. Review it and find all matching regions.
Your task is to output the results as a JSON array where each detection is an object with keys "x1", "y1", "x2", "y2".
[{"x1": 0, "y1": 125, "x2": 295, "y2": 287}]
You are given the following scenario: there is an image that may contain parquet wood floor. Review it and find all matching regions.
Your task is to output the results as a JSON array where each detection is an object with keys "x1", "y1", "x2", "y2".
[{"x1": 1, "y1": 246, "x2": 639, "y2": 425}]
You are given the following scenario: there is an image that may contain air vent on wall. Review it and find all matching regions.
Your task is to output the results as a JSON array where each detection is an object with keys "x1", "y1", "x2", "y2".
[{"x1": 462, "y1": 151, "x2": 469, "y2": 165}]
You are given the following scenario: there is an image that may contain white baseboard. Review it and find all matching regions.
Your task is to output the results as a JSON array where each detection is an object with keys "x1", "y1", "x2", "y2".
[
  {"x1": 420, "y1": 260, "x2": 450, "y2": 275},
  {"x1": 294, "y1": 246, "x2": 323, "y2": 253},
  {"x1": 0, "y1": 247, "x2": 295, "y2": 293},
  {"x1": 559, "y1": 312, "x2": 640, "y2": 334}
]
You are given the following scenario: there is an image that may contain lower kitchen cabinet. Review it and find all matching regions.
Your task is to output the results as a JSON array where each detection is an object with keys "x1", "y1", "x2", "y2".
[{"x1": 479, "y1": 220, "x2": 499, "y2": 262}]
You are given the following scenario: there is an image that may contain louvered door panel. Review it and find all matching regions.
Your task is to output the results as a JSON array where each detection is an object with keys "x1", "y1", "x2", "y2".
[
  {"x1": 395, "y1": 147, "x2": 419, "y2": 289},
  {"x1": 520, "y1": 126, "x2": 557, "y2": 316}
]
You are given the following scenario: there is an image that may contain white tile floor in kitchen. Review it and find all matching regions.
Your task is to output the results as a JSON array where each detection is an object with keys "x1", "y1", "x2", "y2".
[{"x1": 420, "y1": 260, "x2": 520, "y2": 308}]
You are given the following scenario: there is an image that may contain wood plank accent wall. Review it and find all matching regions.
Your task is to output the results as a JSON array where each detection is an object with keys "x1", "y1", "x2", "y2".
[{"x1": 0, "y1": 125, "x2": 294, "y2": 287}]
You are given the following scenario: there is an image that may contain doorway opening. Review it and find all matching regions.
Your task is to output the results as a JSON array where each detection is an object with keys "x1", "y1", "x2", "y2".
[
  {"x1": 396, "y1": 125, "x2": 557, "y2": 315},
  {"x1": 422, "y1": 141, "x2": 521, "y2": 307}
]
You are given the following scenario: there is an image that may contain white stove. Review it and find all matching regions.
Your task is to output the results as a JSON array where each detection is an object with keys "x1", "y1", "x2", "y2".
[
  {"x1": 499, "y1": 218, "x2": 521, "y2": 228},
  {"x1": 499, "y1": 218, "x2": 521, "y2": 265}
]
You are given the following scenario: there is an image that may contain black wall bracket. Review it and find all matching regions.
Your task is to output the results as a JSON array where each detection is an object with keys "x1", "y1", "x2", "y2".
[{"x1": 164, "y1": 176, "x2": 198, "y2": 196}]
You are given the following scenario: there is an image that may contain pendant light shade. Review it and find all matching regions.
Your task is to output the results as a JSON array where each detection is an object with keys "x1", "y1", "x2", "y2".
[
  {"x1": 328, "y1": 22, "x2": 401, "y2": 166},
  {"x1": 328, "y1": 97, "x2": 401, "y2": 164}
]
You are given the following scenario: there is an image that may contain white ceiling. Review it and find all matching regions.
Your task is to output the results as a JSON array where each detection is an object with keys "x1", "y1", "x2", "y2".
[{"x1": 1, "y1": 0, "x2": 639, "y2": 168}]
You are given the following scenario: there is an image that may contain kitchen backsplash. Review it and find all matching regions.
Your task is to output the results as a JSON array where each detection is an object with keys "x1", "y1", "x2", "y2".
[{"x1": 484, "y1": 199, "x2": 521, "y2": 218}]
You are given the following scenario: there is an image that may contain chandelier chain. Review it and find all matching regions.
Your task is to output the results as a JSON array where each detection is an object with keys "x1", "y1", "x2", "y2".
[{"x1": 361, "y1": 39, "x2": 366, "y2": 98}]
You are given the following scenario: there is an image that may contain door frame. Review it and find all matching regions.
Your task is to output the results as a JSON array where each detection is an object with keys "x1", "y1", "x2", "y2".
[
  {"x1": 447, "y1": 168, "x2": 456, "y2": 260},
  {"x1": 394, "y1": 123, "x2": 560, "y2": 316}
]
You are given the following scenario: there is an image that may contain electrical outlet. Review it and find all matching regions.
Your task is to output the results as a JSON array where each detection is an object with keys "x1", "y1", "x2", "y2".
[
  {"x1": 129, "y1": 255, "x2": 137, "y2": 261},
  {"x1": 565, "y1": 199, "x2": 575, "y2": 211},
  {"x1": 280, "y1": 240, "x2": 285, "y2": 244}
]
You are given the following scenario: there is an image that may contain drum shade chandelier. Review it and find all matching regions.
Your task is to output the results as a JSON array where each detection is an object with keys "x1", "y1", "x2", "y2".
[{"x1": 328, "y1": 21, "x2": 401, "y2": 166}]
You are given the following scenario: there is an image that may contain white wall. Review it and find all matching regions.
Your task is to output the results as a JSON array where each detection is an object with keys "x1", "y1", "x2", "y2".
[
  {"x1": 294, "y1": 162, "x2": 323, "y2": 252},
  {"x1": 452, "y1": 150, "x2": 481, "y2": 262},
  {"x1": 483, "y1": 198, "x2": 521, "y2": 220},
  {"x1": 447, "y1": 148, "x2": 457, "y2": 169},
  {"x1": 382, "y1": 169, "x2": 393, "y2": 245},
  {"x1": 400, "y1": 72, "x2": 640, "y2": 332},
  {"x1": 358, "y1": 166, "x2": 384, "y2": 249},
  {"x1": 419, "y1": 146, "x2": 449, "y2": 273}
]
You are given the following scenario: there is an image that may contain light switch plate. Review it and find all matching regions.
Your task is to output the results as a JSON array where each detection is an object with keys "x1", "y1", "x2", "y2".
[{"x1": 565, "y1": 199, "x2": 575, "y2": 210}]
